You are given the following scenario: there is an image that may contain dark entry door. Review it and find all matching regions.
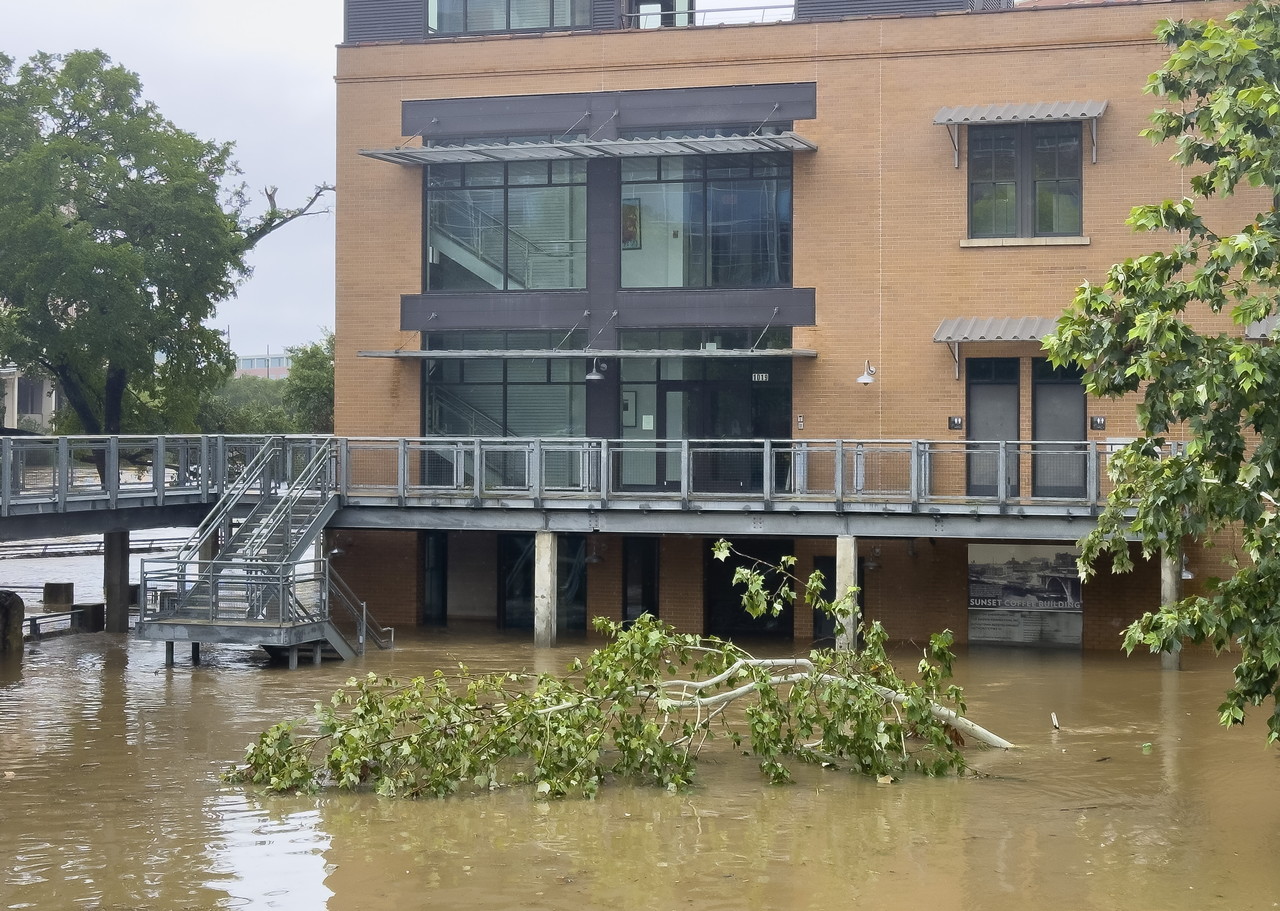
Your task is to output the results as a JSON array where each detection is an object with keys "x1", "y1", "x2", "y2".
[
  {"x1": 1032, "y1": 359, "x2": 1087, "y2": 498},
  {"x1": 967, "y1": 358, "x2": 1019, "y2": 497}
]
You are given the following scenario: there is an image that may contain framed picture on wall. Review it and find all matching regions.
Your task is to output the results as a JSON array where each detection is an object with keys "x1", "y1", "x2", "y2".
[{"x1": 621, "y1": 198, "x2": 641, "y2": 250}]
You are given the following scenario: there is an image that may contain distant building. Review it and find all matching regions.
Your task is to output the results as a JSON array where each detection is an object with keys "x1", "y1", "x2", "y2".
[
  {"x1": 0, "y1": 367, "x2": 57, "y2": 431},
  {"x1": 235, "y1": 354, "x2": 292, "y2": 380}
]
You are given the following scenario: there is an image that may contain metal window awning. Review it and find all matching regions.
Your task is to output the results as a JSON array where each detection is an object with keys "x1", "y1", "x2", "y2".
[
  {"x1": 359, "y1": 132, "x2": 817, "y2": 166},
  {"x1": 933, "y1": 316, "x2": 1058, "y2": 379},
  {"x1": 358, "y1": 347, "x2": 817, "y2": 359},
  {"x1": 1246, "y1": 316, "x2": 1277, "y2": 340},
  {"x1": 933, "y1": 100, "x2": 1108, "y2": 167}
]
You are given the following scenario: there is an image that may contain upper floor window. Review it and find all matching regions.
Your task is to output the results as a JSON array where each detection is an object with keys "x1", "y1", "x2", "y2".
[
  {"x1": 430, "y1": 0, "x2": 590, "y2": 34},
  {"x1": 621, "y1": 152, "x2": 792, "y2": 289},
  {"x1": 969, "y1": 122, "x2": 1082, "y2": 238},
  {"x1": 425, "y1": 155, "x2": 587, "y2": 292}
]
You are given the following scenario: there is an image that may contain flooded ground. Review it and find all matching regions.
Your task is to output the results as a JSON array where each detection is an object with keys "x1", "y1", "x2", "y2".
[{"x1": 1, "y1": 626, "x2": 1278, "y2": 911}]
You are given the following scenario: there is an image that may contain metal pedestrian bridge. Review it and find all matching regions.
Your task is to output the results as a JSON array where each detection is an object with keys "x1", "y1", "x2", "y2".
[{"x1": 0, "y1": 432, "x2": 1118, "y2": 663}]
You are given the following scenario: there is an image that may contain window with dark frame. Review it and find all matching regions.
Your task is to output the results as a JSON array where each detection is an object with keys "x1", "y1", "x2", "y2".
[
  {"x1": 429, "y1": 0, "x2": 591, "y2": 34},
  {"x1": 968, "y1": 122, "x2": 1082, "y2": 238}
]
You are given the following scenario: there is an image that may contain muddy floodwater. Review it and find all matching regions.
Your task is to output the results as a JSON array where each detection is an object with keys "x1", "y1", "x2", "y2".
[{"x1": 1, "y1": 628, "x2": 1278, "y2": 911}]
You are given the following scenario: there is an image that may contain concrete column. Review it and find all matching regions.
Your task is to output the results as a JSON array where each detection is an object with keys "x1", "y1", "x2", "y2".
[
  {"x1": 834, "y1": 535, "x2": 859, "y2": 650},
  {"x1": 165, "y1": 641, "x2": 175, "y2": 666},
  {"x1": 191, "y1": 642, "x2": 201, "y2": 665},
  {"x1": 104, "y1": 530, "x2": 130, "y2": 633},
  {"x1": 1160, "y1": 547, "x2": 1182, "y2": 671},
  {"x1": 533, "y1": 530, "x2": 557, "y2": 649}
]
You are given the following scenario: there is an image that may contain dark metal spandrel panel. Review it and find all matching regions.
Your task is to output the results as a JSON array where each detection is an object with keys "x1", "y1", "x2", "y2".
[{"x1": 345, "y1": 0, "x2": 426, "y2": 42}]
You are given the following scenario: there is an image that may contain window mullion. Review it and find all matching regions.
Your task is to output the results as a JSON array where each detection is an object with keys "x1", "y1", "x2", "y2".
[{"x1": 1017, "y1": 125, "x2": 1034, "y2": 238}]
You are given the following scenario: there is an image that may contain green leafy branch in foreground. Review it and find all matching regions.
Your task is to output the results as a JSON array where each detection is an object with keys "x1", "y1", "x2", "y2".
[{"x1": 225, "y1": 548, "x2": 1010, "y2": 799}]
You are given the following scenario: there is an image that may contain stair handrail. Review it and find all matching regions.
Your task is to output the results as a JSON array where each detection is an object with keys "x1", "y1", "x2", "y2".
[
  {"x1": 228, "y1": 439, "x2": 336, "y2": 565},
  {"x1": 176, "y1": 438, "x2": 280, "y2": 562},
  {"x1": 328, "y1": 565, "x2": 394, "y2": 651}
]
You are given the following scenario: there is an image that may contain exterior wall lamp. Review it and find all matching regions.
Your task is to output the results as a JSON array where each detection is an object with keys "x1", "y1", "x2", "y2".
[
  {"x1": 856, "y1": 360, "x2": 876, "y2": 386},
  {"x1": 586, "y1": 357, "x2": 608, "y2": 381}
]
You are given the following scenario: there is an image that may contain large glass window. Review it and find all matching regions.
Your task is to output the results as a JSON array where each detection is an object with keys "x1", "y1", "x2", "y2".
[
  {"x1": 425, "y1": 156, "x2": 587, "y2": 291},
  {"x1": 621, "y1": 152, "x2": 792, "y2": 289},
  {"x1": 425, "y1": 331, "x2": 587, "y2": 438},
  {"x1": 429, "y1": 0, "x2": 590, "y2": 34},
  {"x1": 969, "y1": 123, "x2": 1082, "y2": 238}
]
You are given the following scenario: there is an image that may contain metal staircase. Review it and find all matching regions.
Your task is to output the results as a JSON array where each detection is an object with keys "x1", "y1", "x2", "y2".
[{"x1": 137, "y1": 438, "x2": 393, "y2": 667}]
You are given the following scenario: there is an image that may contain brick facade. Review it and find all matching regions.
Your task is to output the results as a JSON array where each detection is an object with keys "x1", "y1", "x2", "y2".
[{"x1": 334, "y1": 0, "x2": 1259, "y2": 647}]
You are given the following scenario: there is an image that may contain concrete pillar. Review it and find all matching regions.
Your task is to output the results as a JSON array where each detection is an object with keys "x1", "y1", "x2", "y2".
[
  {"x1": 165, "y1": 641, "x2": 175, "y2": 666},
  {"x1": 1160, "y1": 547, "x2": 1182, "y2": 671},
  {"x1": 191, "y1": 642, "x2": 201, "y2": 665},
  {"x1": 533, "y1": 530, "x2": 557, "y2": 649},
  {"x1": 104, "y1": 530, "x2": 130, "y2": 633},
  {"x1": 834, "y1": 535, "x2": 859, "y2": 650}
]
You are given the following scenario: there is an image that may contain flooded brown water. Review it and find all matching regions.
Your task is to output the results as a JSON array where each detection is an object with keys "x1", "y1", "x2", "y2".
[{"x1": 1, "y1": 628, "x2": 1278, "y2": 911}]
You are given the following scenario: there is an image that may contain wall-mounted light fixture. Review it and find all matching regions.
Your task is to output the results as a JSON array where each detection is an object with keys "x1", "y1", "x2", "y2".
[
  {"x1": 948, "y1": 416, "x2": 963, "y2": 431},
  {"x1": 586, "y1": 357, "x2": 608, "y2": 381},
  {"x1": 856, "y1": 360, "x2": 876, "y2": 386},
  {"x1": 1090, "y1": 416, "x2": 1107, "y2": 431},
  {"x1": 1181, "y1": 553, "x2": 1194, "y2": 581}
]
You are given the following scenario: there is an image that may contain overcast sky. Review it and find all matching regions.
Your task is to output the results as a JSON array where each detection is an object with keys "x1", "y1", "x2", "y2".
[{"x1": 7, "y1": 0, "x2": 344, "y2": 358}]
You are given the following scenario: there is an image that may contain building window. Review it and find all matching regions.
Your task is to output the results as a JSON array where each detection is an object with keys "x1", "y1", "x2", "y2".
[
  {"x1": 621, "y1": 152, "x2": 792, "y2": 289},
  {"x1": 424, "y1": 156, "x2": 587, "y2": 292},
  {"x1": 425, "y1": 331, "x2": 587, "y2": 438},
  {"x1": 968, "y1": 123, "x2": 1082, "y2": 238},
  {"x1": 429, "y1": 0, "x2": 590, "y2": 35}
]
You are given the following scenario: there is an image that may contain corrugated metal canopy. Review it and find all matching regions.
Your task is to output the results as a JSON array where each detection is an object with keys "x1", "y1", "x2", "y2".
[
  {"x1": 1246, "y1": 316, "x2": 1277, "y2": 340},
  {"x1": 360, "y1": 131, "x2": 816, "y2": 165},
  {"x1": 933, "y1": 316, "x2": 1058, "y2": 343},
  {"x1": 933, "y1": 100, "x2": 1108, "y2": 125}
]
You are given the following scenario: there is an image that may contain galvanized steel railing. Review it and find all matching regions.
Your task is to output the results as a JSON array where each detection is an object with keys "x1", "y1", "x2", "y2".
[{"x1": 0, "y1": 433, "x2": 1130, "y2": 517}]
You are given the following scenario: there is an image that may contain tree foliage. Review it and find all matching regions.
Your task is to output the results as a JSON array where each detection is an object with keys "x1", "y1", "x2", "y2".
[
  {"x1": 196, "y1": 375, "x2": 294, "y2": 435},
  {"x1": 0, "y1": 50, "x2": 330, "y2": 435},
  {"x1": 1045, "y1": 0, "x2": 1280, "y2": 740},
  {"x1": 226, "y1": 547, "x2": 1010, "y2": 800},
  {"x1": 282, "y1": 331, "x2": 334, "y2": 434}
]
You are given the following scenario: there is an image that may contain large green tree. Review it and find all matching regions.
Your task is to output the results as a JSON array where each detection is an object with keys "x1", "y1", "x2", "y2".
[
  {"x1": 0, "y1": 50, "x2": 329, "y2": 435},
  {"x1": 282, "y1": 331, "x2": 334, "y2": 434},
  {"x1": 1046, "y1": 1, "x2": 1280, "y2": 739}
]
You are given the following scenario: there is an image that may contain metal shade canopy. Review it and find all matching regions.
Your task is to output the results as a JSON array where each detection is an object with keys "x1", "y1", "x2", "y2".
[
  {"x1": 360, "y1": 131, "x2": 817, "y2": 166},
  {"x1": 357, "y1": 347, "x2": 818, "y2": 359},
  {"x1": 933, "y1": 316, "x2": 1058, "y2": 379},
  {"x1": 933, "y1": 100, "x2": 1108, "y2": 167}
]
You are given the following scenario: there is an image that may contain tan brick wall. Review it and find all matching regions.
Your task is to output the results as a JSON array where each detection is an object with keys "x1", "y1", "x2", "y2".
[
  {"x1": 328, "y1": 529, "x2": 421, "y2": 627},
  {"x1": 659, "y1": 535, "x2": 705, "y2": 635}
]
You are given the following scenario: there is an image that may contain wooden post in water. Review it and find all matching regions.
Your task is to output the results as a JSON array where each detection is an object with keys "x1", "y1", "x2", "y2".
[
  {"x1": 835, "y1": 535, "x2": 859, "y2": 650},
  {"x1": 1160, "y1": 546, "x2": 1182, "y2": 671},
  {"x1": 0, "y1": 590, "x2": 24, "y2": 658},
  {"x1": 533, "y1": 530, "x2": 557, "y2": 649},
  {"x1": 104, "y1": 530, "x2": 130, "y2": 633}
]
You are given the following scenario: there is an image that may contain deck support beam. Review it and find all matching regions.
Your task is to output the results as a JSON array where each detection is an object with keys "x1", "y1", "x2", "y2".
[
  {"x1": 534, "y1": 530, "x2": 557, "y2": 649},
  {"x1": 104, "y1": 530, "x2": 130, "y2": 633},
  {"x1": 835, "y1": 535, "x2": 860, "y2": 650}
]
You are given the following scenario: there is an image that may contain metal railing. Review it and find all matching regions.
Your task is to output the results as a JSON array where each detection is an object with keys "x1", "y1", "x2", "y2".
[
  {"x1": 0, "y1": 433, "x2": 1133, "y2": 518},
  {"x1": 138, "y1": 556, "x2": 392, "y2": 654}
]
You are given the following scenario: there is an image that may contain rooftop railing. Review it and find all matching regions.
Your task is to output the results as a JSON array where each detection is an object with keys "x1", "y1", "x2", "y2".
[{"x1": 0, "y1": 434, "x2": 1126, "y2": 520}]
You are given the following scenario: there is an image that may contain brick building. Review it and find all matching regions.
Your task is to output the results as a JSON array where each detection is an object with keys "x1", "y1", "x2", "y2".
[{"x1": 331, "y1": 0, "x2": 1259, "y2": 647}]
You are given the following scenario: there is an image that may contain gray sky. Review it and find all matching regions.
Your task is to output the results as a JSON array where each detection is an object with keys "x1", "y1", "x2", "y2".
[{"x1": 7, "y1": 0, "x2": 343, "y2": 358}]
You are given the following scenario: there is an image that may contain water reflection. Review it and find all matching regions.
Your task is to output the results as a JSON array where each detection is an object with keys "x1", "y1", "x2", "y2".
[{"x1": 1, "y1": 631, "x2": 1278, "y2": 910}]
